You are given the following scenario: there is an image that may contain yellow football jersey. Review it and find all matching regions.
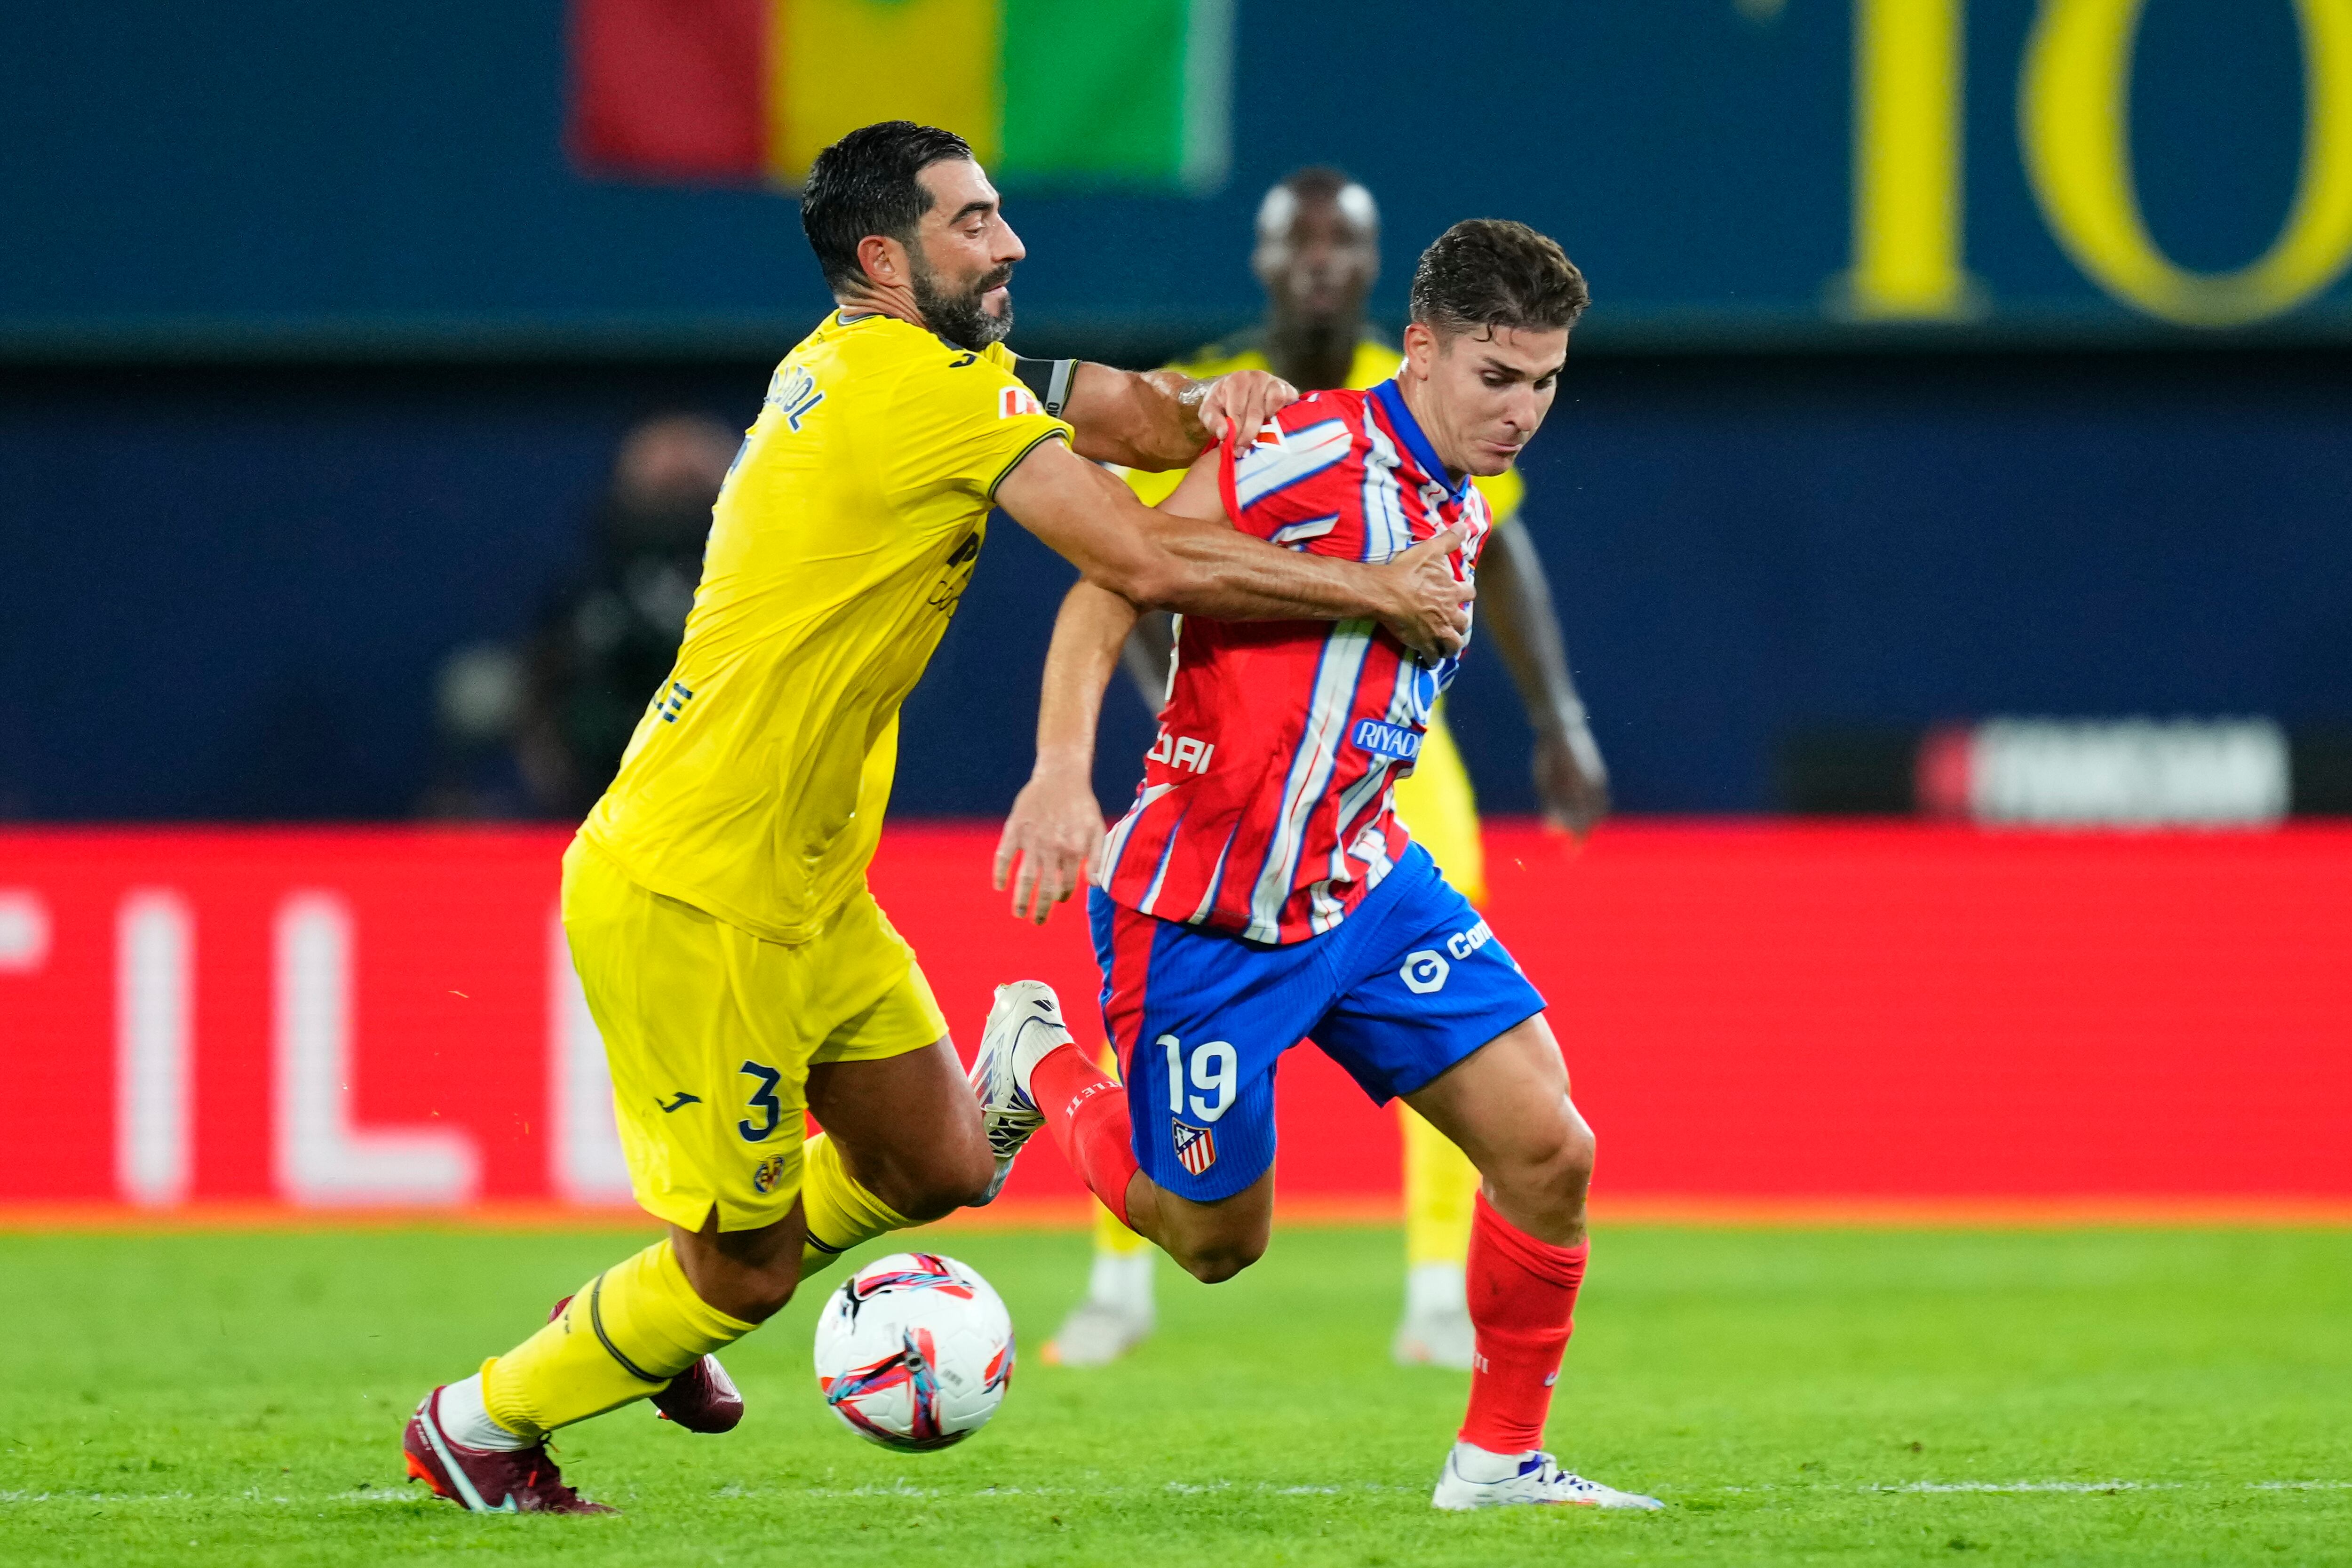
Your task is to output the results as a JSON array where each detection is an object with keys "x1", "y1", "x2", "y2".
[
  {"x1": 1119, "y1": 332, "x2": 1525, "y2": 523},
  {"x1": 581, "y1": 311, "x2": 1072, "y2": 944}
]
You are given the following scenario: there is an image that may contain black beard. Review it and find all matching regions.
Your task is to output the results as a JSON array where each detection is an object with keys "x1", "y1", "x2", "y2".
[{"x1": 912, "y1": 260, "x2": 1013, "y2": 350}]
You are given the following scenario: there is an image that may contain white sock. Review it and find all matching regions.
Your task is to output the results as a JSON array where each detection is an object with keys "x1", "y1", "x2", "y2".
[
  {"x1": 1451, "y1": 1440, "x2": 1533, "y2": 1483},
  {"x1": 436, "y1": 1373, "x2": 532, "y2": 1453},
  {"x1": 1087, "y1": 1248, "x2": 1155, "y2": 1316},
  {"x1": 1405, "y1": 1261, "x2": 1467, "y2": 1320}
]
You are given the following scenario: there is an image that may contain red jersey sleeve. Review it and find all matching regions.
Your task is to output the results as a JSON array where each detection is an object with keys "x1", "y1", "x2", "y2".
[{"x1": 1215, "y1": 396, "x2": 1364, "y2": 543}]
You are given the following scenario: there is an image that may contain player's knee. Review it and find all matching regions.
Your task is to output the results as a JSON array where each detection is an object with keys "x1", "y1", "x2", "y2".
[
  {"x1": 1491, "y1": 1114, "x2": 1594, "y2": 1220},
  {"x1": 1175, "y1": 1234, "x2": 1266, "y2": 1285},
  {"x1": 699, "y1": 1259, "x2": 798, "y2": 1323},
  {"x1": 731, "y1": 1274, "x2": 798, "y2": 1323},
  {"x1": 895, "y1": 1142, "x2": 996, "y2": 1220},
  {"x1": 1168, "y1": 1216, "x2": 1269, "y2": 1284},
  {"x1": 1556, "y1": 1117, "x2": 1597, "y2": 1192},
  {"x1": 1538, "y1": 1121, "x2": 1596, "y2": 1215}
]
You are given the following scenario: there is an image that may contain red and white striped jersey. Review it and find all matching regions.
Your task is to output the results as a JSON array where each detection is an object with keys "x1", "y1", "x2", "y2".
[{"x1": 1095, "y1": 380, "x2": 1493, "y2": 944}]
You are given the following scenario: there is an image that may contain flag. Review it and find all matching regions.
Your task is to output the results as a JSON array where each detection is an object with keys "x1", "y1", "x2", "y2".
[{"x1": 569, "y1": 0, "x2": 1233, "y2": 191}]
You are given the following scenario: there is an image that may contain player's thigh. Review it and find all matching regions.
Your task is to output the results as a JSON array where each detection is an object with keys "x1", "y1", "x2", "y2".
[
  {"x1": 1311, "y1": 850, "x2": 1544, "y2": 1116},
  {"x1": 1400, "y1": 1011, "x2": 1589, "y2": 1185},
  {"x1": 803, "y1": 895, "x2": 989, "y2": 1209},
  {"x1": 805, "y1": 1030, "x2": 991, "y2": 1217},
  {"x1": 1091, "y1": 890, "x2": 1322, "y2": 1207},
  {"x1": 562, "y1": 839, "x2": 818, "y2": 1234}
]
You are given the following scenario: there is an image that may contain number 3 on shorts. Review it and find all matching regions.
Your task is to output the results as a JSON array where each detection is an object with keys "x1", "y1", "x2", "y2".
[
  {"x1": 738, "y1": 1059, "x2": 783, "y2": 1142},
  {"x1": 1157, "y1": 1034, "x2": 1236, "y2": 1123}
]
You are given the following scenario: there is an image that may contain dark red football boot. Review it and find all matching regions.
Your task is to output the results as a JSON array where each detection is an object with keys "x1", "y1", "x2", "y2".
[
  {"x1": 549, "y1": 1294, "x2": 744, "y2": 1434},
  {"x1": 403, "y1": 1387, "x2": 614, "y2": 1515}
]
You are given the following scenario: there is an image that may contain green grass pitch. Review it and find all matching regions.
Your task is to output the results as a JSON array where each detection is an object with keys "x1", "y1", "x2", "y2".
[{"x1": 2, "y1": 1222, "x2": 2348, "y2": 1566}]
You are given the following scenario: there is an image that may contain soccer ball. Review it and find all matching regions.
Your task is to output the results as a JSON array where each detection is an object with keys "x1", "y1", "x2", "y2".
[{"x1": 812, "y1": 1251, "x2": 1014, "y2": 1451}]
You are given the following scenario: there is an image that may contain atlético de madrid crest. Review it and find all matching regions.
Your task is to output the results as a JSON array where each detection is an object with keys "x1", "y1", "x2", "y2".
[{"x1": 1171, "y1": 1119, "x2": 1217, "y2": 1177}]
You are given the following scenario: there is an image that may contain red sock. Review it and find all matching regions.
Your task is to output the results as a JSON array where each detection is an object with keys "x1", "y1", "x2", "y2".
[
  {"x1": 1458, "y1": 1191, "x2": 1587, "y2": 1454},
  {"x1": 1031, "y1": 1043, "x2": 1140, "y2": 1227}
]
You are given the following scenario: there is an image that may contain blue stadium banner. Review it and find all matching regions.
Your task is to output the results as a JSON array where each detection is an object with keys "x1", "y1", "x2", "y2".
[{"x1": 3, "y1": 0, "x2": 2350, "y2": 352}]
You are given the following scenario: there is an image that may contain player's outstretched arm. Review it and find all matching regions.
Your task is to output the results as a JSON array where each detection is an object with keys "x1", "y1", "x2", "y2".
[
  {"x1": 1049, "y1": 362, "x2": 1296, "y2": 470},
  {"x1": 1477, "y1": 521, "x2": 1610, "y2": 837},
  {"x1": 993, "y1": 580, "x2": 1139, "y2": 924},
  {"x1": 994, "y1": 440, "x2": 1473, "y2": 660}
]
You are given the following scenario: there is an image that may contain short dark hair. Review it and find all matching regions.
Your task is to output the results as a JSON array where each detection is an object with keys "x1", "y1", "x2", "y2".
[
  {"x1": 800, "y1": 121, "x2": 974, "y2": 292},
  {"x1": 1281, "y1": 166, "x2": 1355, "y2": 207},
  {"x1": 1407, "y1": 219, "x2": 1589, "y2": 338}
]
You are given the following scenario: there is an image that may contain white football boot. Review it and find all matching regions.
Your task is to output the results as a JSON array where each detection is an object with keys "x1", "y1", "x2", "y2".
[
  {"x1": 1044, "y1": 1250, "x2": 1156, "y2": 1367},
  {"x1": 966, "y1": 979, "x2": 1072, "y2": 1202},
  {"x1": 1392, "y1": 1262, "x2": 1477, "y2": 1370},
  {"x1": 1432, "y1": 1444, "x2": 1664, "y2": 1511}
]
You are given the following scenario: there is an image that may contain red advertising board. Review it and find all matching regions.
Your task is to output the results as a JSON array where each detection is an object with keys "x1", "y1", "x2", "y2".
[{"x1": 1, "y1": 824, "x2": 2346, "y2": 1214}]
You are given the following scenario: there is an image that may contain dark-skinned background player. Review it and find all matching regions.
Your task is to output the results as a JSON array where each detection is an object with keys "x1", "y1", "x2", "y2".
[{"x1": 1042, "y1": 168, "x2": 1611, "y2": 1371}]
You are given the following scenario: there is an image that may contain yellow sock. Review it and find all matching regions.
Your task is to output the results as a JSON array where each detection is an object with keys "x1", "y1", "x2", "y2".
[
  {"x1": 798, "y1": 1130, "x2": 912, "y2": 1276},
  {"x1": 1400, "y1": 1101, "x2": 1478, "y2": 1268},
  {"x1": 1093, "y1": 1197, "x2": 1150, "y2": 1255},
  {"x1": 482, "y1": 1238, "x2": 753, "y2": 1437}
]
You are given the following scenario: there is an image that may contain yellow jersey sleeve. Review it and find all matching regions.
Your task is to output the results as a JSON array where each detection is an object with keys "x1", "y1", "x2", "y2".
[
  {"x1": 881, "y1": 341, "x2": 1071, "y2": 507},
  {"x1": 1116, "y1": 343, "x2": 1246, "y2": 508}
]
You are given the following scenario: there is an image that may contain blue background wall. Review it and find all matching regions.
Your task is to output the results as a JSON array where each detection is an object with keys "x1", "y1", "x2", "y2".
[
  {"x1": 5, "y1": 346, "x2": 2345, "y2": 820},
  {"x1": 4, "y1": 0, "x2": 2349, "y2": 350},
  {"x1": 4, "y1": 1, "x2": 2347, "y2": 820}
]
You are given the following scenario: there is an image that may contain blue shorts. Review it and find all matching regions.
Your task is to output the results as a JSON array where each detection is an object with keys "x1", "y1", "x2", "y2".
[{"x1": 1088, "y1": 844, "x2": 1546, "y2": 1203}]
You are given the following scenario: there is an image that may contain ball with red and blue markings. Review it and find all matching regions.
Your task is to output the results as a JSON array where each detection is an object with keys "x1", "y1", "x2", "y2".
[{"x1": 812, "y1": 1252, "x2": 1014, "y2": 1451}]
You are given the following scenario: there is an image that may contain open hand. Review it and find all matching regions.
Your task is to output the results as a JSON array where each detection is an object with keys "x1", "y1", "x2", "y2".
[
  {"x1": 993, "y1": 767, "x2": 1108, "y2": 924},
  {"x1": 1198, "y1": 369, "x2": 1300, "y2": 445},
  {"x1": 1375, "y1": 525, "x2": 1476, "y2": 661}
]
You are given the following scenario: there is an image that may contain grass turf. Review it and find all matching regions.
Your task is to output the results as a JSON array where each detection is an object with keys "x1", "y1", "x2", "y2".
[{"x1": 0, "y1": 1223, "x2": 2347, "y2": 1566}]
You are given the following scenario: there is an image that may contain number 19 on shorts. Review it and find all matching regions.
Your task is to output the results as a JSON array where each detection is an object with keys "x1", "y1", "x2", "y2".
[{"x1": 1158, "y1": 1034, "x2": 1236, "y2": 1123}]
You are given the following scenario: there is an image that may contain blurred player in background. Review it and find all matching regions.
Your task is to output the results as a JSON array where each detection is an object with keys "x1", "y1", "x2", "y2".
[
  {"x1": 515, "y1": 414, "x2": 741, "y2": 818},
  {"x1": 399, "y1": 120, "x2": 1475, "y2": 1514},
  {"x1": 984, "y1": 220, "x2": 1659, "y2": 1510},
  {"x1": 1045, "y1": 169, "x2": 1611, "y2": 1371},
  {"x1": 416, "y1": 413, "x2": 739, "y2": 821}
]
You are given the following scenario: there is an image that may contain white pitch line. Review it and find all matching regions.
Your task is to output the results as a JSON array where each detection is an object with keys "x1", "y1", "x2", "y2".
[{"x1": 3, "y1": 1479, "x2": 2348, "y2": 1507}]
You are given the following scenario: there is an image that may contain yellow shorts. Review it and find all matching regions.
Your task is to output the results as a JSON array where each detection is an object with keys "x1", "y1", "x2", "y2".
[
  {"x1": 1392, "y1": 702, "x2": 1486, "y2": 905},
  {"x1": 560, "y1": 837, "x2": 948, "y2": 1232}
]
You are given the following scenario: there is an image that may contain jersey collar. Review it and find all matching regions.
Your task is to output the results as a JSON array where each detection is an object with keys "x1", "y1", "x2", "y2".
[{"x1": 1368, "y1": 379, "x2": 1469, "y2": 503}]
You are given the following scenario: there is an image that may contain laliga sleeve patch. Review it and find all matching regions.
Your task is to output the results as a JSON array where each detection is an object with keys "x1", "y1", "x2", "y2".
[{"x1": 999, "y1": 384, "x2": 1044, "y2": 420}]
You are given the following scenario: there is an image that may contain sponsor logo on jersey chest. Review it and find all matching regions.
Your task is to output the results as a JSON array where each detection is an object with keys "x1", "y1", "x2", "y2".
[
  {"x1": 1351, "y1": 717, "x2": 1422, "y2": 760},
  {"x1": 1148, "y1": 728, "x2": 1215, "y2": 773}
]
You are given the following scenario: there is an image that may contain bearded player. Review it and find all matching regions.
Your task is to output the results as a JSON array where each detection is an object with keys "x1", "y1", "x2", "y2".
[
  {"x1": 1040, "y1": 168, "x2": 1610, "y2": 1371},
  {"x1": 398, "y1": 120, "x2": 1473, "y2": 1514},
  {"x1": 978, "y1": 221, "x2": 1660, "y2": 1510}
]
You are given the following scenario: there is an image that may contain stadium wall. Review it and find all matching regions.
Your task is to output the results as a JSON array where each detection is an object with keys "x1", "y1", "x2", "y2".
[
  {"x1": 3, "y1": 823, "x2": 2344, "y2": 1216},
  {"x1": 5, "y1": 347, "x2": 2349, "y2": 823},
  {"x1": 10, "y1": 0, "x2": 2352, "y2": 349}
]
